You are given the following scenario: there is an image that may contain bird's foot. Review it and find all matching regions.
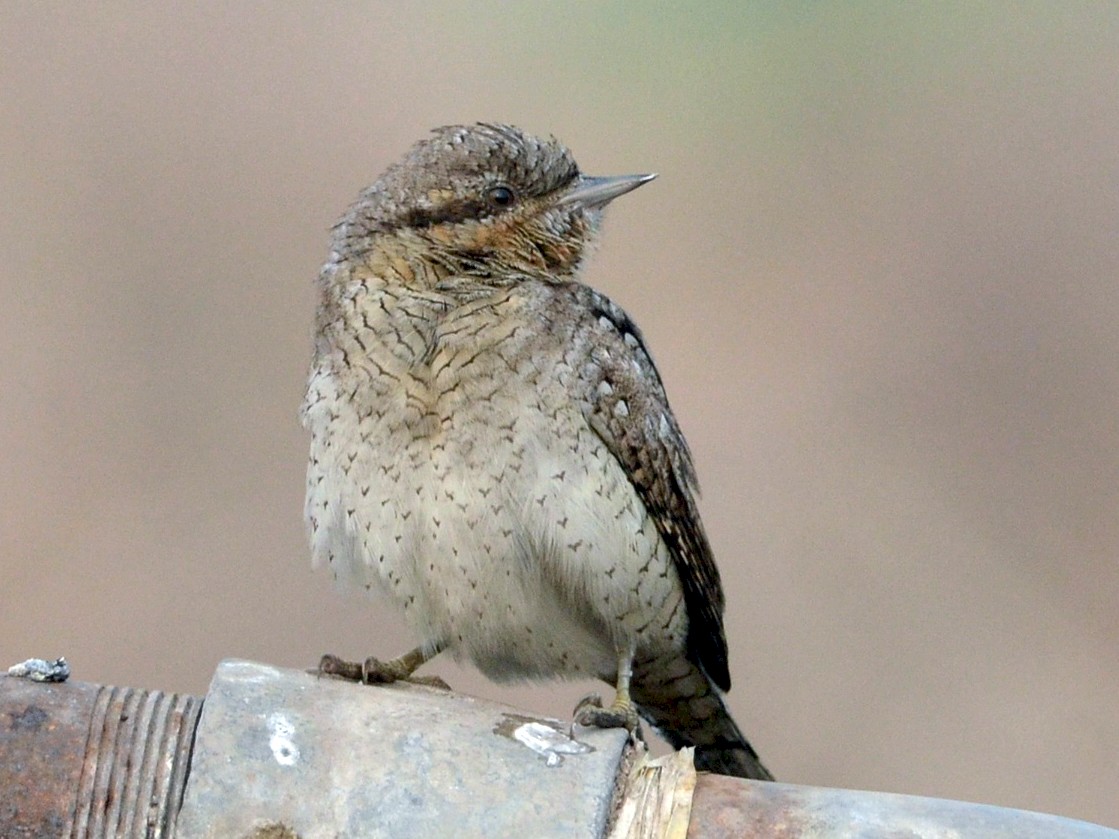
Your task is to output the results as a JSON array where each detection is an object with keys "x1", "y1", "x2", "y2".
[
  {"x1": 315, "y1": 653, "x2": 450, "y2": 690},
  {"x1": 316, "y1": 653, "x2": 363, "y2": 681},
  {"x1": 571, "y1": 692, "x2": 644, "y2": 743}
]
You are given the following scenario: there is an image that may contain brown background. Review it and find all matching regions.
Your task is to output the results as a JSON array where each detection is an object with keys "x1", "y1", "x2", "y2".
[{"x1": 2, "y1": 3, "x2": 1116, "y2": 828}]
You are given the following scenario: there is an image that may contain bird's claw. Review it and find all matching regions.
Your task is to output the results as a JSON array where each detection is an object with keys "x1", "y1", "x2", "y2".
[
  {"x1": 570, "y1": 692, "x2": 644, "y2": 743},
  {"x1": 314, "y1": 653, "x2": 450, "y2": 690},
  {"x1": 359, "y1": 655, "x2": 408, "y2": 683},
  {"x1": 398, "y1": 672, "x2": 452, "y2": 691},
  {"x1": 316, "y1": 653, "x2": 364, "y2": 681}
]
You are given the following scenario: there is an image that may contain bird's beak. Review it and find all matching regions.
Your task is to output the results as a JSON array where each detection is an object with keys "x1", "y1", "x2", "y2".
[{"x1": 556, "y1": 173, "x2": 657, "y2": 210}]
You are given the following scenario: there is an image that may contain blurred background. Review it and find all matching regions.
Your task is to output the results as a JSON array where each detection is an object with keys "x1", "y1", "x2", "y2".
[{"x1": 2, "y1": 3, "x2": 1116, "y2": 827}]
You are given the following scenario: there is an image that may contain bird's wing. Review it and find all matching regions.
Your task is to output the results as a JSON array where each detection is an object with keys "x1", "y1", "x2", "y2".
[{"x1": 567, "y1": 285, "x2": 731, "y2": 691}]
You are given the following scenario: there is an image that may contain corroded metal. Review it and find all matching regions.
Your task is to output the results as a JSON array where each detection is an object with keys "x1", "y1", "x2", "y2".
[
  {"x1": 0, "y1": 672, "x2": 200, "y2": 838},
  {"x1": 5, "y1": 660, "x2": 1118, "y2": 838},
  {"x1": 687, "y1": 773, "x2": 1118, "y2": 839}
]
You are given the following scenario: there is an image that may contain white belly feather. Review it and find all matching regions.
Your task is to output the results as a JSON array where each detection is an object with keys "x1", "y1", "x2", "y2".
[{"x1": 303, "y1": 365, "x2": 684, "y2": 683}]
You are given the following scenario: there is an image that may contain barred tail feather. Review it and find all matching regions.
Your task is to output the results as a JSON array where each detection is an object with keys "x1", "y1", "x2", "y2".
[{"x1": 632, "y1": 657, "x2": 773, "y2": 781}]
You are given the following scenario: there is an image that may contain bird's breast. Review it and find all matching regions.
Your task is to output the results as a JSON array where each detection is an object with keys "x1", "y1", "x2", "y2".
[{"x1": 303, "y1": 280, "x2": 685, "y2": 678}]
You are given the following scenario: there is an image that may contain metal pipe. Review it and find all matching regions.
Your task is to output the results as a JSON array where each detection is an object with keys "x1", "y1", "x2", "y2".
[
  {"x1": 3, "y1": 660, "x2": 1115, "y2": 838},
  {"x1": 0, "y1": 669, "x2": 199, "y2": 838}
]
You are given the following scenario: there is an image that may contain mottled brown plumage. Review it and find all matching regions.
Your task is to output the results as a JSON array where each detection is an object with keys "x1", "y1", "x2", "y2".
[{"x1": 302, "y1": 123, "x2": 772, "y2": 779}]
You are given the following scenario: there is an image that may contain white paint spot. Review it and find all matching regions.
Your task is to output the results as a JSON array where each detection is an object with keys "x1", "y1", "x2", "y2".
[
  {"x1": 513, "y1": 721, "x2": 592, "y2": 768},
  {"x1": 268, "y1": 712, "x2": 300, "y2": 766}
]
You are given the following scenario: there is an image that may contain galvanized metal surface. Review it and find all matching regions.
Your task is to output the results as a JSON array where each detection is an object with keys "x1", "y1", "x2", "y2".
[
  {"x1": 175, "y1": 659, "x2": 630, "y2": 839},
  {"x1": 687, "y1": 774, "x2": 1119, "y2": 839},
  {"x1": 0, "y1": 672, "x2": 200, "y2": 839}
]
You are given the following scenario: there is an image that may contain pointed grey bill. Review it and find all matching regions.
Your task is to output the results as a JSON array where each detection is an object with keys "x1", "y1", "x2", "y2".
[{"x1": 556, "y1": 173, "x2": 657, "y2": 210}]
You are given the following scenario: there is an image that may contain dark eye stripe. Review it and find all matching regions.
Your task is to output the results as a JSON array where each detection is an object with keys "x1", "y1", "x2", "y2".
[
  {"x1": 393, "y1": 166, "x2": 579, "y2": 231},
  {"x1": 399, "y1": 199, "x2": 488, "y2": 229}
]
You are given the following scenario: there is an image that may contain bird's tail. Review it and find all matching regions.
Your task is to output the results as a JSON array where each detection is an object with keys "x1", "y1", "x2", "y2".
[{"x1": 631, "y1": 657, "x2": 773, "y2": 781}]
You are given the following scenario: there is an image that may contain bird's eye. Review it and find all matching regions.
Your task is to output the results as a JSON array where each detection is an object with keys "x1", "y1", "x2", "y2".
[{"x1": 486, "y1": 185, "x2": 516, "y2": 209}]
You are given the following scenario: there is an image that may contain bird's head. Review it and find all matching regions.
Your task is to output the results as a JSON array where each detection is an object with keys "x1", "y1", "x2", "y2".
[{"x1": 332, "y1": 123, "x2": 654, "y2": 286}]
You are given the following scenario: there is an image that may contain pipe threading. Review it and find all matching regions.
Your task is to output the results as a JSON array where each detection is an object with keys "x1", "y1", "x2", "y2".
[{"x1": 69, "y1": 685, "x2": 200, "y2": 839}]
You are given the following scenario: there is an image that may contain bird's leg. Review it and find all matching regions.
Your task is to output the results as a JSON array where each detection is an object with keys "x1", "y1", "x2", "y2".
[
  {"x1": 572, "y1": 640, "x2": 644, "y2": 741},
  {"x1": 318, "y1": 643, "x2": 449, "y2": 690}
]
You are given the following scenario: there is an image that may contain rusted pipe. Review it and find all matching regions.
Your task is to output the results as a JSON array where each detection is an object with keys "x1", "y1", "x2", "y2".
[
  {"x1": 687, "y1": 774, "x2": 1115, "y2": 839},
  {"x1": 3, "y1": 660, "x2": 1116, "y2": 838},
  {"x1": 0, "y1": 669, "x2": 199, "y2": 838}
]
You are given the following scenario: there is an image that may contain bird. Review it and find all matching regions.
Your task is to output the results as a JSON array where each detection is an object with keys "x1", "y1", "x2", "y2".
[{"x1": 301, "y1": 122, "x2": 772, "y2": 780}]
